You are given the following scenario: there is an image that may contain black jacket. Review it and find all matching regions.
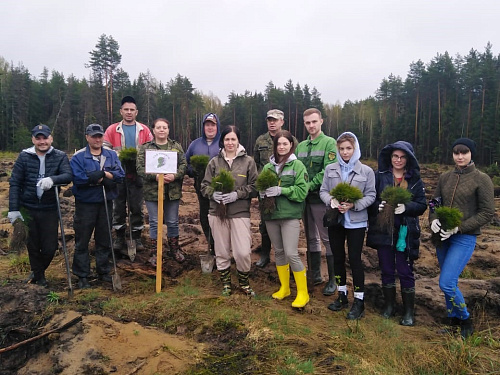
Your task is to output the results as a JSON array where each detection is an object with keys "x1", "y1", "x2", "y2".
[
  {"x1": 9, "y1": 146, "x2": 73, "y2": 211},
  {"x1": 366, "y1": 141, "x2": 427, "y2": 260}
]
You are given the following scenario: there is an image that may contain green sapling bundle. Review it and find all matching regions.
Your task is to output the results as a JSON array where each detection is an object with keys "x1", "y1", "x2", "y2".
[
  {"x1": 190, "y1": 155, "x2": 210, "y2": 175},
  {"x1": 431, "y1": 206, "x2": 463, "y2": 247},
  {"x1": 329, "y1": 182, "x2": 363, "y2": 203},
  {"x1": 211, "y1": 169, "x2": 236, "y2": 221},
  {"x1": 256, "y1": 169, "x2": 279, "y2": 214},
  {"x1": 377, "y1": 186, "x2": 412, "y2": 232},
  {"x1": 119, "y1": 147, "x2": 138, "y2": 174}
]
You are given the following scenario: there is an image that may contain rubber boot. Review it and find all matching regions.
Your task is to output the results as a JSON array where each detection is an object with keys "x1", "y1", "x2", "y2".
[
  {"x1": 309, "y1": 252, "x2": 323, "y2": 285},
  {"x1": 148, "y1": 238, "x2": 158, "y2": 267},
  {"x1": 255, "y1": 234, "x2": 271, "y2": 268},
  {"x1": 292, "y1": 269, "x2": 310, "y2": 308},
  {"x1": 322, "y1": 255, "x2": 337, "y2": 296},
  {"x1": 113, "y1": 229, "x2": 126, "y2": 251},
  {"x1": 168, "y1": 236, "x2": 185, "y2": 263},
  {"x1": 400, "y1": 288, "x2": 415, "y2": 326},
  {"x1": 328, "y1": 290, "x2": 349, "y2": 311},
  {"x1": 460, "y1": 317, "x2": 474, "y2": 339},
  {"x1": 381, "y1": 284, "x2": 396, "y2": 318},
  {"x1": 219, "y1": 267, "x2": 232, "y2": 296},
  {"x1": 346, "y1": 298, "x2": 365, "y2": 320},
  {"x1": 237, "y1": 270, "x2": 255, "y2": 297},
  {"x1": 272, "y1": 264, "x2": 291, "y2": 300}
]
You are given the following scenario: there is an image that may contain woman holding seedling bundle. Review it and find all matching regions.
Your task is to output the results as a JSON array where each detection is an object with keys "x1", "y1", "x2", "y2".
[
  {"x1": 319, "y1": 132, "x2": 376, "y2": 319},
  {"x1": 201, "y1": 125, "x2": 258, "y2": 296},
  {"x1": 257, "y1": 130, "x2": 310, "y2": 308},
  {"x1": 366, "y1": 141, "x2": 426, "y2": 326},
  {"x1": 429, "y1": 138, "x2": 494, "y2": 338},
  {"x1": 137, "y1": 118, "x2": 187, "y2": 266}
]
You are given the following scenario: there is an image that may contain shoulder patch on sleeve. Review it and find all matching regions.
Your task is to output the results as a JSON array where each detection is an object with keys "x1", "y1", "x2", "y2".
[{"x1": 328, "y1": 152, "x2": 336, "y2": 161}]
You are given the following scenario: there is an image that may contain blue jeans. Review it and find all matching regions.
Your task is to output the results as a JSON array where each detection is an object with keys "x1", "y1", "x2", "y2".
[
  {"x1": 436, "y1": 234, "x2": 476, "y2": 319},
  {"x1": 145, "y1": 199, "x2": 180, "y2": 238}
]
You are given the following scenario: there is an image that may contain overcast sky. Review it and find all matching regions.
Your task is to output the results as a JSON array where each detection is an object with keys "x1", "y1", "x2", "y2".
[{"x1": 2, "y1": 0, "x2": 499, "y2": 105}]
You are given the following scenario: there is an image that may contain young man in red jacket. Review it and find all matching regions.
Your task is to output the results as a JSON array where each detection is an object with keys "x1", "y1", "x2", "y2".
[{"x1": 103, "y1": 96, "x2": 153, "y2": 254}]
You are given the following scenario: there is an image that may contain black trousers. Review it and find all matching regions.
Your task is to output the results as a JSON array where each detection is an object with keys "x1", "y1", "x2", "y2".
[
  {"x1": 113, "y1": 178, "x2": 144, "y2": 237},
  {"x1": 26, "y1": 208, "x2": 59, "y2": 276},
  {"x1": 328, "y1": 226, "x2": 366, "y2": 292},
  {"x1": 197, "y1": 192, "x2": 214, "y2": 249},
  {"x1": 73, "y1": 201, "x2": 112, "y2": 278}
]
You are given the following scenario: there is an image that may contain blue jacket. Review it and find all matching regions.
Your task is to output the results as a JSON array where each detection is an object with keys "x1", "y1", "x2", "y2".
[
  {"x1": 71, "y1": 145, "x2": 125, "y2": 203},
  {"x1": 366, "y1": 141, "x2": 427, "y2": 260},
  {"x1": 185, "y1": 113, "x2": 221, "y2": 192},
  {"x1": 9, "y1": 146, "x2": 72, "y2": 211}
]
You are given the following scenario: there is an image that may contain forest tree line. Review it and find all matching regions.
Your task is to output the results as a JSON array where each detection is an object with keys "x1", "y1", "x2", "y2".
[{"x1": 1, "y1": 35, "x2": 499, "y2": 165}]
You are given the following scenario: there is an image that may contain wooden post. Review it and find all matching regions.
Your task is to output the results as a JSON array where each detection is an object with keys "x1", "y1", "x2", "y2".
[{"x1": 156, "y1": 174, "x2": 164, "y2": 293}]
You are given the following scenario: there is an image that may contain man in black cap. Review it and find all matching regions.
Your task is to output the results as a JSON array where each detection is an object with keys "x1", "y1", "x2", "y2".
[
  {"x1": 71, "y1": 124, "x2": 125, "y2": 288},
  {"x1": 8, "y1": 124, "x2": 72, "y2": 286},
  {"x1": 103, "y1": 96, "x2": 153, "y2": 254}
]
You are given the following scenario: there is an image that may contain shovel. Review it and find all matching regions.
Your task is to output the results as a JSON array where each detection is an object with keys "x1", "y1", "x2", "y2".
[
  {"x1": 103, "y1": 186, "x2": 122, "y2": 291},
  {"x1": 124, "y1": 180, "x2": 136, "y2": 262},
  {"x1": 54, "y1": 185, "x2": 74, "y2": 298}
]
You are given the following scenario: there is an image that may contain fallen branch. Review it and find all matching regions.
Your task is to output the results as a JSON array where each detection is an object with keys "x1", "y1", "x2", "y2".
[{"x1": 0, "y1": 315, "x2": 82, "y2": 353}]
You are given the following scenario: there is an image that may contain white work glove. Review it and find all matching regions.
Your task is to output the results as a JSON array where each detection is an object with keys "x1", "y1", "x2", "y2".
[
  {"x1": 212, "y1": 191, "x2": 224, "y2": 204},
  {"x1": 431, "y1": 219, "x2": 441, "y2": 233},
  {"x1": 378, "y1": 200, "x2": 386, "y2": 212},
  {"x1": 222, "y1": 191, "x2": 238, "y2": 205},
  {"x1": 259, "y1": 191, "x2": 266, "y2": 199},
  {"x1": 440, "y1": 227, "x2": 459, "y2": 241},
  {"x1": 37, "y1": 177, "x2": 54, "y2": 191},
  {"x1": 8, "y1": 211, "x2": 23, "y2": 224},
  {"x1": 265, "y1": 186, "x2": 281, "y2": 197},
  {"x1": 330, "y1": 198, "x2": 340, "y2": 209},
  {"x1": 395, "y1": 203, "x2": 406, "y2": 215}
]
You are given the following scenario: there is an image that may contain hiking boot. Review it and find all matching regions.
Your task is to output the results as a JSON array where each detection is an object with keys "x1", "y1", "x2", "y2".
[
  {"x1": 328, "y1": 290, "x2": 348, "y2": 311},
  {"x1": 346, "y1": 298, "x2": 365, "y2": 320},
  {"x1": 168, "y1": 236, "x2": 185, "y2": 263},
  {"x1": 33, "y1": 276, "x2": 48, "y2": 287},
  {"x1": 78, "y1": 277, "x2": 91, "y2": 289}
]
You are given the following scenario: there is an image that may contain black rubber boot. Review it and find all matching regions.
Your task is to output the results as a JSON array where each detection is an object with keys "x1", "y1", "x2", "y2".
[
  {"x1": 309, "y1": 252, "x2": 323, "y2": 285},
  {"x1": 78, "y1": 277, "x2": 91, "y2": 289},
  {"x1": 328, "y1": 290, "x2": 349, "y2": 311},
  {"x1": 322, "y1": 255, "x2": 337, "y2": 295},
  {"x1": 255, "y1": 234, "x2": 271, "y2": 268},
  {"x1": 460, "y1": 317, "x2": 474, "y2": 339},
  {"x1": 219, "y1": 267, "x2": 232, "y2": 296},
  {"x1": 400, "y1": 288, "x2": 415, "y2": 326},
  {"x1": 113, "y1": 229, "x2": 126, "y2": 251},
  {"x1": 381, "y1": 284, "x2": 396, "y2": 318},
  {"x1": 346, "y1": 298, "x2": 365, "y2": 320}
]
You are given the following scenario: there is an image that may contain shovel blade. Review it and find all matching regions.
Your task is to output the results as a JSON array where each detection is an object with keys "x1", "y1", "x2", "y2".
[
  {"x1": 126, "y1": 239, "x2": 136, "y2": 262},
  {"x1": 112, "y1": 273, "x2": 122, "y2": 291}
]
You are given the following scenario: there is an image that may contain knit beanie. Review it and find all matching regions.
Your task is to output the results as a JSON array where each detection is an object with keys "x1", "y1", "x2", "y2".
[{"x1": 452, "y1": 138, "x2": 476, "y2": 160}]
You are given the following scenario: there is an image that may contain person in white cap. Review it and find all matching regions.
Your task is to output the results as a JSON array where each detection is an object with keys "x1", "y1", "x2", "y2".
[{"x1": 8, "y1": 124, "x2": 72, "y2": 287}]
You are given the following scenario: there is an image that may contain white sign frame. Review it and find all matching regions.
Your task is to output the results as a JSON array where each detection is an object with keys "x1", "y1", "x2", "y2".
[{"x1": 145, "y1": 150, "x2": 178, "y2": 174}]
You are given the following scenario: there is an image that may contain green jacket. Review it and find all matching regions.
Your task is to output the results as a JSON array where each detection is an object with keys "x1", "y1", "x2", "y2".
[
  {"x1": 429, "y1": 163, "x2": 494, "y2": 235},
  {"x1": 201, "y1": 148, "x2": 258, "y2": 219},
  {"x1": 254, "y1": 132, "x2": 298, "y2": 172},
  {"x1": 295, "y1": 131, "x2": 337, "y2": 203},
  {"x1": 137, "y1": 139, "x2": 186, "y2": 201},
  {"x1": 261, "y1": 157, "x2": 308, "y2": 220}
]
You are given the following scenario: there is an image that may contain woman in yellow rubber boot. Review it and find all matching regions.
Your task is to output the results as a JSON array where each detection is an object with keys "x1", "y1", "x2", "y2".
[{"x1": 258, "y1": 130, "x2": 310, "y2": 308}]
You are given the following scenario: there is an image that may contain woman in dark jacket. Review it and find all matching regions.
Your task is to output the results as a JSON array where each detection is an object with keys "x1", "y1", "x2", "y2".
[{"x1": 366, "y1": 141, "x2": 426, "y2": 326}]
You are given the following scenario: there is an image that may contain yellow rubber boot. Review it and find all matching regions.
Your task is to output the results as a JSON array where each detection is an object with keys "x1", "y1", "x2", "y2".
[
  {"x1": 292, "y1": 269, "x2": 310, "y2": 308},
  {"x1": 272, "y1": 264, "x2": 291, "y2": 300}
]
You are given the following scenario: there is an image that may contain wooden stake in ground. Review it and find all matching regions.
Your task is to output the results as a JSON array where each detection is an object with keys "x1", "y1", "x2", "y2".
[{"x1": 156, "y1": 174, "x2": 164, "y2": 293}]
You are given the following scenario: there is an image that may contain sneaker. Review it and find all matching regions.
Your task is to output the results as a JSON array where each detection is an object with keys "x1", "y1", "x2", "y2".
[
  {"x1": 346, "y1": 298, "x2": 365, "y2": 320},
  {"x1": 78, "y1": 277, "x2": 91, "y2": 289}
]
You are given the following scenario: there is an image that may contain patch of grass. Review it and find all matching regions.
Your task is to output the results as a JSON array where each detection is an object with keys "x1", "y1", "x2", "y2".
[
  {"x1": 9, "y1": 254, "x2": 30, "y2": 273},
  {"x1": 174, "y1": 278, "x2": 200, "y2": 296},
  {"x1": 47, "y1": 291, "x2": 60, "y2": 304}
]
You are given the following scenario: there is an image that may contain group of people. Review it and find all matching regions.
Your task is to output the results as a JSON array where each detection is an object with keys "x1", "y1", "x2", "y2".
[{"x1": 8, "y1": 98, "x2": 494, "y2": 339}]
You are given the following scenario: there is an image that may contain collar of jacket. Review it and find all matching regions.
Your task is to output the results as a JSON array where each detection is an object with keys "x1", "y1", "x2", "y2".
[
  {"x1": 454, "y1": 162, "x2": 476, "y2": 175},
  {"x1": 306, "y1": 131, "x2": 325, "y2": 145}
]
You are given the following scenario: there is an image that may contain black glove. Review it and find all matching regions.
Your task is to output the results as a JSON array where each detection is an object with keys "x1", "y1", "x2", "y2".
[
  {"x1": 102, "y1": 177, "x2": 117, "y2": 190},
  {"x1": 87, "y1": 170, "x2": 105, "y2": 184}
]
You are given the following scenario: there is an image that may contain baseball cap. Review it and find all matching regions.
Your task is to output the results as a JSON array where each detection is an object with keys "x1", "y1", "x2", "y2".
[
  {"x1": 121, "y1": 95, "x2": 136, "y2": 106},
  {"x1": 32, "y1": 124, "x2": 51, "y2": 137},
  {"x1": 86, "y1": 124, "x2": 105, "y2": 136},
  {"x1": 204, "y1": 113, "x2": 217, "y2": 124},
  {"x1": 266, "y1": 109, "x2": 284, "y2": 120}
]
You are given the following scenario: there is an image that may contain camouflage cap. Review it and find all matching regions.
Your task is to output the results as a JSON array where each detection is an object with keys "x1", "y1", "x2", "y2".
[{"x1": 266, "y1": 109, "x2": 284, "y2": 120}]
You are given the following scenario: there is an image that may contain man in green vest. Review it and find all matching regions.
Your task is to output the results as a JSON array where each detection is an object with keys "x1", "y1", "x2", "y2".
[{"x1": 296, "y1": 108, "x2": 337, "y2": 295}]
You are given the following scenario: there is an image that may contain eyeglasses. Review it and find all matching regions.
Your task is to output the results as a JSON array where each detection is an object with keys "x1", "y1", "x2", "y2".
[{"x1": 391, "y1": 154, "x2": 407, "y2": 161}]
